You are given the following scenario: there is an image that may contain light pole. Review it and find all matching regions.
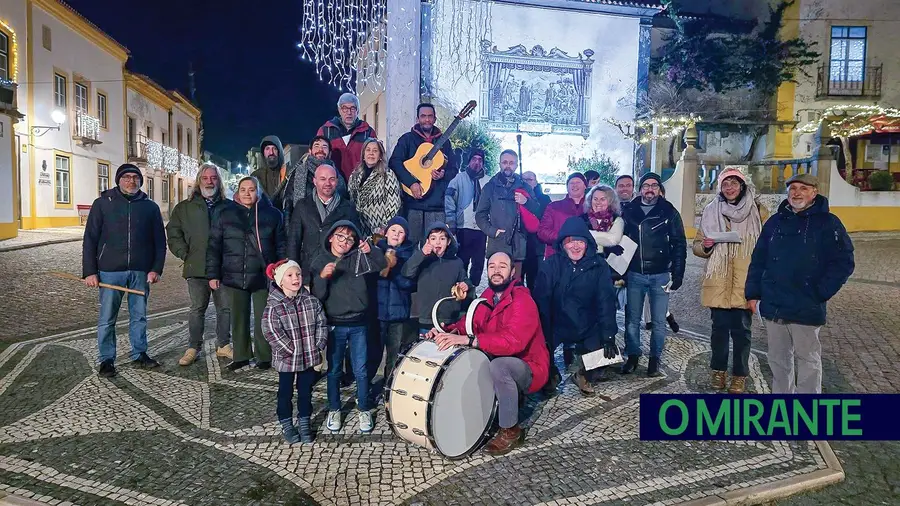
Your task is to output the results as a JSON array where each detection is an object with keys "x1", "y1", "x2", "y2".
[{"x1": 30, "y1": 109, "x2": 66, "y2": 137}]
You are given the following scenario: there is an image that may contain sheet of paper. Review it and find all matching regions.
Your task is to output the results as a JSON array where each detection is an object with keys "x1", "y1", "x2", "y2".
[
  {"x1": 582, "y1": 347, "x2": 624, "y2": 371},
  {"x1": 606, "y1": 235, "x2": 637, "y2": 276},
  {"x1": 409, "y1": 340, "x2": 455, "y2": 362},
  {"x1": 705, "y1": 231, "x2": 742, "y2": 243}
]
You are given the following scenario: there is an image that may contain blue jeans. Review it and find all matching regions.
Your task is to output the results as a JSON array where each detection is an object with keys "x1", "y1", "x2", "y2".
[
  {"x1": 97, "y1": 270, "x2": 149, "y2": 363},
  {"x1": 625, "y1": 272, "x2": 670, "y2": 359},
  {"x1": 327, "y1": 325, "x2": 370, "y2": 411}
]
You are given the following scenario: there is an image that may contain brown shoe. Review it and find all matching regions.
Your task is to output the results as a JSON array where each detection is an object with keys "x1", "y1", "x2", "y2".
[
  {"x1": 484, "y1": 426, "x2": 525, "y2": 456},
  {"x1": 728, "y1": 376, "x2": 746, "y2": 394},
  {"x1": 216, "y1": 344, "x2": 234, "y2": 359},
  {"x1": 178, "y1": 348, "x2": 198, "y2": 366},
  {"x1": 574, "y1": 370, "x2": 595, "y2": 397},
  {"x1": 711, "y1": 370, "x2": 727, "y2": 390}
]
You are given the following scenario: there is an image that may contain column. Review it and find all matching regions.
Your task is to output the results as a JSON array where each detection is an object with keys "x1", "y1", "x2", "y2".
[{"x1": 385, "y1": 0, "x2": 422, "y2": 152}]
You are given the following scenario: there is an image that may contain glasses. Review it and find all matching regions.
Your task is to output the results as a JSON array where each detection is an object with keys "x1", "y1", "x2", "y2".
[
  {"x1": 340, "y1": 106, "x2": 358, "y2": 113},
  {"x1": 333, "y1": 233, "x2": 355, "y2": 244},
  {"x1": 641, "y1": 183, "x2": 660, "y2": 190},
  {"x1": 120, "y1": 175, "x2": 140, "y2": 181}
]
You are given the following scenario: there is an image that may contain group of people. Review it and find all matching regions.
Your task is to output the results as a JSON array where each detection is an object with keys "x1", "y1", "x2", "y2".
[{"x1": 80, "y1": 91, "x2": 855, "y2": 457}]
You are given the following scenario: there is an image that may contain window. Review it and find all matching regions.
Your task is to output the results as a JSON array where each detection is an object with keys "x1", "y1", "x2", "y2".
[
  {"x1": 98, "y1": 162, "x2": 109, "y2": 194},
  {"x1": 53, "y1": 73, "x2": 66, "y2": 109},
  {"x1": 42, "y1": 25, "x2": 51, "y2": 51},
  {"x1": 0, "y1": 32, "x2": 9, "y2": 81},
  {"x1": 830, "y1": 26, "x2": 867, "y2": 83},
  {"x1": 97, "y1": 92, "x2": 108, "y2": 128},
  {"x1": 161, "y1": 130, "x2": 168, "y2": 146},
  {"x1": 147, "y1": 178, "x2": 154, "y2": 200},
  {"x1": 187, "y1": 130, "x2": 193, "y2": 157},
  {"x1": 145, "y1": 125, "x2": 153, "y2": 141},
  {"x1": 161, "y1": 178, "x2": 169, "y2": 203},
  {"x1": 55, "y1": 155, "x2": 71, "y2": 205},
  {"x1": 74, "y1": 82, "x2": 88, "y2": 114},
  {"x1": 176, "y1": 123, "x2": 183, "y2": 153}
]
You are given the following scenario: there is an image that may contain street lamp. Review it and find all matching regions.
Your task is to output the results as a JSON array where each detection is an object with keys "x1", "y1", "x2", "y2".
[{"x1": 31, "y1": 109, "x2": 67, "y2": 137}]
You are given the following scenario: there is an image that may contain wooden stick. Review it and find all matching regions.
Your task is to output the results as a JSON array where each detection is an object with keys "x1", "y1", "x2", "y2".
[{"x1": 50, "y1": 271, "x2": 146, "y2": 296}]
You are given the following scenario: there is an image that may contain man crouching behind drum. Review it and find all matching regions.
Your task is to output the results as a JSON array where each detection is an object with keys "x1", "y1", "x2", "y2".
[{"x1": 425, "y1": 252, "x2": 549, "y2": 455}]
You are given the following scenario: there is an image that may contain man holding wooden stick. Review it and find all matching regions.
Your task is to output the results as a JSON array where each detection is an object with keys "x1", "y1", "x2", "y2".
[{"x1": 82, "y1": 163, "x2": 167, "y2": 378}]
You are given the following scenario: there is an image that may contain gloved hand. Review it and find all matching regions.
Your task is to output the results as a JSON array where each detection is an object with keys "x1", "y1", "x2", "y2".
[
  {"x1": 602, "y1": 338, "x2": 619, "y2": 360},
  {"x1": 669, "y1": 277, "x2": 682, "y2": 291},
  {"x1": 603, "y1": 245, "x2": 624, "y2": 256}
]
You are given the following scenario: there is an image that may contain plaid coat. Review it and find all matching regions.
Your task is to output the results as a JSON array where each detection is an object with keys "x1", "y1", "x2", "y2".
[{"x1": 262, "y1": 283, "x2": 328, "y2": 372}]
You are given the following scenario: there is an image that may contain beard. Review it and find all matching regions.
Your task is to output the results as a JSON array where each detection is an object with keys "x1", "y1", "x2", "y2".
[
  {"x1": 200, "y1": 186, "x2": 217, "y2": 198},
  {"x1": 265, "y1": 155, "x2": 279, "y2": 169},
  {"x1": 641, "y1": 194, "x2": 659, "y2": 206},
  {"x1": 488, "y1": 276, "x2": 513, "y2": 293}
]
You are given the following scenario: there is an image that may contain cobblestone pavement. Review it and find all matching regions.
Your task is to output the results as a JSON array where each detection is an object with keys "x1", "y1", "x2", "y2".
[
  {"x1": 0, "y1": 312, "x2": 833, "y2": 506},
  {"x1": 0, "y1": 228, "x2": 85, "y2": 252}
]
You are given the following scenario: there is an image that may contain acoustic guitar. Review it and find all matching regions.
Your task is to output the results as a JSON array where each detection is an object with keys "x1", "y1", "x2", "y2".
[{"x1": 402, "y1": 100, "x2": 477, "y2": 197}]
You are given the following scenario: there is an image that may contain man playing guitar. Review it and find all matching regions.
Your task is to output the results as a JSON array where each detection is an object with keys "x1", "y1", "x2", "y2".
[{"x1": 388, "y1": 103, "x2": 460, "y2": 244}]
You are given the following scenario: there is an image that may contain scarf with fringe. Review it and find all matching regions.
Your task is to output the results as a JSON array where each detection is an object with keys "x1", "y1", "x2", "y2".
[{"x1": 699, "y1": 188, "x2": 762, "y2": 279}]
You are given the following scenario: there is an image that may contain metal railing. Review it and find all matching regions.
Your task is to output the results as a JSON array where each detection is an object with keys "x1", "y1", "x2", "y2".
[
  {"x1": 74, "y1": 110, "x2": 101, "y2": 142},
  {"x1": 816, "y1": 63, "x2": 882, "y2": 99},
  {"x1": 697, "y1": 158, "x2": 816, "y2": 194},
  {"x1": 128, "y1": 133, "x2": 148, "y2": 161},
  {"x1": 0, "y1": 79, "x2": 17, "y2": 112}
]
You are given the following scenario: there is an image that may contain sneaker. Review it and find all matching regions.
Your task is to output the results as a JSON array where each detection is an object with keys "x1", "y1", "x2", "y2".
[
  {"x1": 98, "y1": 360, "x2": 117, "y2": 378},
  {"x1": 359, "y1": 411, "x2": 374, "y2": 433},
  {"x1": 297, "y1": 416, "x2": 313, "y2": 443},
  {"x1": 133, "y1": 353, "x2": 160, "y2": 369},
  {"x1": 226, "y1": 360, "x2": 250, "y2": 371},
  {"x1": 326, "y1": 410, "x2": 342, "y2": 432},
  {"x1": 178, "y1": 348, "x2": 198, "y2": 366},
  {"x1": 215, "y1": 344, "x2": 234, "y2": 359},
  {"x1": 666, "y1": 313, "x2": 680, "y2": 333}
]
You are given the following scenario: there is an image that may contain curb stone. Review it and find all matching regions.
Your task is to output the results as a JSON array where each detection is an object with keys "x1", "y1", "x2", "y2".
[{"x1": 0, "y1": 237, "x2": 82, "y2": 253}]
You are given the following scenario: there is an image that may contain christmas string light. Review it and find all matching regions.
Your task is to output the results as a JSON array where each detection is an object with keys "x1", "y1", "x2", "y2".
[
  {"x1": 431, "y1": 0, "x2": 492, "y2": 88},
  {"x1": 179, "y1": 153, "x2": 199, "y2": 179},
  {"x1": 0, "y1": 18, "x2": 18, "y2": 82},
  {"x1": 605, "y1": 114, "x2": 701, "y2": 144},
  {"x1": 796, "y1": 104, "x2": 900, "y2": 138}
]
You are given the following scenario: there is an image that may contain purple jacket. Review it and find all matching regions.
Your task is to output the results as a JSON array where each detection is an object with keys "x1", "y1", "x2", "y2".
[{"x1": 261, "y1": 283, "x2": 328, "y2": 372}]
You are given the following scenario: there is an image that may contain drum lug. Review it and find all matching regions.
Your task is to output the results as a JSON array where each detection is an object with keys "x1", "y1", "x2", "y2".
[{"x1": 411, "y1": 394, "x2": 432, "y2": 404}]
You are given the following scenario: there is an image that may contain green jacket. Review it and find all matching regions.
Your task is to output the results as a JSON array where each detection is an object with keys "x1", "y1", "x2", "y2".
[{"x1": 166, "y1": 193, "x2": 225, "y2": 279}]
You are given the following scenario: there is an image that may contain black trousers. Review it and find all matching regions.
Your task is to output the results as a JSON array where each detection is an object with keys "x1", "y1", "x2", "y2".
[
  {"x1": 710, "y1": 308, "x2": 752, "y2": 376},
  {"x1": 522, "y1": 251, "x2": 541, "y2": 291},
  {"x1": 457, "y1": 228, "x2": 487, "y2": 285}
]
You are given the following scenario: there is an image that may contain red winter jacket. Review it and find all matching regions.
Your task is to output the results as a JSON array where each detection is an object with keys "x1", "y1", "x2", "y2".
[
  {"x1": 537, "y1": 197, "x2": 585, "y2": 259},
  {"x1": 317, "y1": 117, "x2": 377, "y2": 181},
  {"x1": 515, "y1": 188, "x2": 541, "y2": 233},
  {"x1": 445, "y1": 284, "x2": 550, "y2": 394}
]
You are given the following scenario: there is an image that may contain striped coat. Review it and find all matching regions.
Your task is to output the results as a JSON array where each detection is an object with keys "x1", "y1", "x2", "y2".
[{"x1": 261, "y1": 283, "x2": 328, "y2": 372}]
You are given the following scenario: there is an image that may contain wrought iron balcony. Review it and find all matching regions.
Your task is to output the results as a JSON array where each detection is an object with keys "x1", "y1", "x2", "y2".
[
  {"x1": 179, "y1": 154, "x2": 199, "y2": 179},
  {"x1": 145, "y1": 140, "x2": 180, "y2": 174},
  {"x1": 128, "y1": 133, "x2": 148, "y2": 165},
  {"x1": 0, "y1": 78, "x2": 20, "y2": 114},
  {"x1": 816, "y1": 63, "x2": 882, "y2": 99},
  {"x1": 73, "y1": 110, "x2": 102, "y2": 145}
]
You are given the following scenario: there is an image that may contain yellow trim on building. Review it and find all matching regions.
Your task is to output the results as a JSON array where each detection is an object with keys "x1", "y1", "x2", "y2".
[
  {"x1": 0, "y1": 18, "x2": 19, "y2": 82},
  {"x1": 125, "y1": 71, "x2": 175, "y2": 110},
  {"x1": 96, "y1": 88, "x2": 109, "y2": 130},
  {"x1": 20, "y1": 216, "x2": 81, "y2": 229},
  {"x1": 1, "y1": 110, "x2": 18, "y2": 240},
  {"x1": 96, "y1": 158, "x2": 111, "y2": 196},
  {"x1": 0, "y1": 221, "x2": 17, "y2": 240},
  {"x1": 52, "y1": 149, "x2": 74, "y2": 209},
  {"x1": 171, "y1": 90, "x2": 201, "y2": 118},
  {"x1": 26, "y1": 0, "x2": 36, "y2": 229},
  {"x1": 121, "y1": 64, "x2": 128, "y2": 160},
  {"x1": 769, "y1": 0, "x2": 800, "y2": 160},
  {"x1": 832, "y1": 206, "x2": 900, "y2": 232},
  {"x1": 33, "y1": 0, "x2": 129, "y2": 62}
]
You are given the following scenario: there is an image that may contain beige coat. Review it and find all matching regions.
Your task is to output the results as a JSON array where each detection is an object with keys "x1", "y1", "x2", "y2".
[{"x1": 692, "y1": 204, "x2": 769, "y2": 309}]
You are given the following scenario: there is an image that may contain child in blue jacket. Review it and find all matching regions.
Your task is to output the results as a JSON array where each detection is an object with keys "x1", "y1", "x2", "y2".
[{"x1": 374, "y1": 216, "x2": 417, "y2": 381}]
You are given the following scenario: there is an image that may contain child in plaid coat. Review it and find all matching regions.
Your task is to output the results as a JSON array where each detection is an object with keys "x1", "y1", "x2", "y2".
[{"x1": 262, "y1": 259, "x2": 328, "y2": 444}]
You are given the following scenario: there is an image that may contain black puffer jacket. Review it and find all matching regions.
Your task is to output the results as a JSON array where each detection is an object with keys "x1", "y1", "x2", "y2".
[
  {"x1": 206, "y1": 194, "x2": 286, "y2": 291},
  {"x1": 534, "y1": 217, "x2": 618, "y2": 350},
  {"x1": 82, "y1": 188, "x2": 166, "y2": 278},
  {"x1": 622, "y1": 196, "x2": 687, "y2": 284}
]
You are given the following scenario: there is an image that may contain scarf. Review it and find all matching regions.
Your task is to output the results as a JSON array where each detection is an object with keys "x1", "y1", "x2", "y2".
[
  {"x1": 348, "y1": 164, "x2": 402, "y2": 236},
  {"x1": 314, "y1": 193, "x2": 340, "y2": 223},
  {"x1": 467, "y1": 166, "x2": 484, "y2": 208},
  {"x1": 288, "y1": 154, "x2": 329, "y2": 205},
  {"x1": 587, "y1": 209, "x2": 614, "y2": 232},
  {"x1": 699, "y1": 188, "x2": 763, "y2": 279},
  {"x1": 412, "y1": 124, "x2": 443, "y2": 143}
]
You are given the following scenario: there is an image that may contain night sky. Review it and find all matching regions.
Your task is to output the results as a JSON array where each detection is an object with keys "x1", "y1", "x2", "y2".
[{"x1": 65, "y1": 0, "x2": 341, "y2": 164}]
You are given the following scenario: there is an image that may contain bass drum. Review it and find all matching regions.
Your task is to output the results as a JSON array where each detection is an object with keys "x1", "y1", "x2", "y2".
[{"x1": 385, "y1": 298, "x2": 496, "y2": 459}]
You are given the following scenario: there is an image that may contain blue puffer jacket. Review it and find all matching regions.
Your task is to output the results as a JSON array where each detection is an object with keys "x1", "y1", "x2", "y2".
[
  {"x1": 376, "y1": 217, "x2": 417, "y2": 322},
  {"x1": 745, "y1": 195, "x2": 854, "y2": 326}
]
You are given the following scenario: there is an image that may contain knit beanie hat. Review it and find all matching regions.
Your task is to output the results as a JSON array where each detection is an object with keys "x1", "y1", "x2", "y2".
[
  {"x1": 638, "y1": 172, "x2": 663, "y2": 188},
  {"x1": 266, "y1": 259, "x2": 301, "y2": 289},
  {"x1": 115, "y1": 163, "x2": 143, "y2": 186},
  {"x1": 567, "y1": 172, "x2": 588, "y2": 186},
  {"x1": 717, "y1": 166, "x2": 748, "y2": 188}
]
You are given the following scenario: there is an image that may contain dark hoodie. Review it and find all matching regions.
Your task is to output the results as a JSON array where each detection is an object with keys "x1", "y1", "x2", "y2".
[
  {"x1": 251, "y1": 135, "x2": 285, "y2": 204},
  {"x1": 388, "y1": 125, "x2": 460, "y2": 212},
  {"x1": 401, "y1": 221, "x2": 474, "y2": 326},
  {"x1": 310, "y1": 220, "x2": 387, "y2": 326},
  {"x1": 534, "y1": 217, "x2": 618, "y2": 350},
  {"x1": 376, "y1": 216, "x2": 418, "y2": 322}
]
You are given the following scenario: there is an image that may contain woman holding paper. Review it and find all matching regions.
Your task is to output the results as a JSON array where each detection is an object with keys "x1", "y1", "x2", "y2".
[
  {"x1": 583, "y1": 185, "x2": 627, "y2": 309},
  {"x1": 693, "y1": 167, "x2": 769, "y2": 394}
]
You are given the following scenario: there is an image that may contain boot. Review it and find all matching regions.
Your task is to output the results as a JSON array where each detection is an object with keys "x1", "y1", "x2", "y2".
[
  {"x1": 297, "y1": 416, "x2": 313, "y2": 443},
  {"x1": 574, "y1": 369, "x2": 595, "y2": 397},
  {"x1": 178, "y1": 348, "x2": 198, "y2": 366},
  {"x1": 484, "y1": 426, "x2": 525, "y2": 456},
  {"x1": 711, "y1": 370, "x2": 727, "y2": 390},
  {"x1": 620, "y1": 355, "x2": 639, "y2": 374},
  {"x1": 666, "y1": 313, "x2": 680, "y2": 333},
  {"x1": 542, "y1": 367, "x2": 561, "y2": 395},
  {"x1": 216, "y1": 344, "x2": 234, "y2": 359},
  {"x1": 280, "y1": 419, "x2": 300, "y2": 444},
  {"x1": 563, "y1": 347, "x2": 575, "y2": 368},
  {"x1": 728, "y1": 376, "x2": 747, "y2": 394},
  {"x1": 647, "y1": 357, "x2": 663, "y2": 378}
]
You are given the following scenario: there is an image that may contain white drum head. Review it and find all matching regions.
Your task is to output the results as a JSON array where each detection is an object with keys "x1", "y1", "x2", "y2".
[{"x1": 431, "y1": 349, "x2": 496, "y2": 458}]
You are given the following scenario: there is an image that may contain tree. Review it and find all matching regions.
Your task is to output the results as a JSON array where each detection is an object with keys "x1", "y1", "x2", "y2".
[
  {"x1": 449, "y1": 120, "x2": 503, "y2": 176},
  {"x1": 567, "y1": 152, "x2": 621, "y2": 186}
]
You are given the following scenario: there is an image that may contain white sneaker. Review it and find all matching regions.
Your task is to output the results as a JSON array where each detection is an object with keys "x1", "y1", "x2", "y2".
[
  {"x1": 359, "y1": 411, "x2": 374, "y2": 433},
  {"x1": 326, "y1": 410, "x2": 342, "y2": 432}
]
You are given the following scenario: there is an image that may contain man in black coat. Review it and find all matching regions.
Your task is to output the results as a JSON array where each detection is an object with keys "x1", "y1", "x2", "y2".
[
  {"x1": 534, "y1": 217, "x2": 619, "y2": 396},
  {"x1": 388, "y1": 103, "x2": 459, "y2": 244},
  {"x1": 521, "y1": 171, "x2": 552, "y2": 290},
  {"x1": 620, "y1": 172, "x2": 686, "y2": 377},
  {"x1": 82, "y1": 163, "x2": 167, "y2": 378}
]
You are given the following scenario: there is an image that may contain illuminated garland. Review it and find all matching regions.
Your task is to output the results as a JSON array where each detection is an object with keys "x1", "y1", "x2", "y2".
[
  {"x1": 605, "y1": 114, "x2": 701, "y2": 144},
  {"x1": 0, "y1": 18, "x2": 18, "y2": 82},
  {"x1": 796, "y1": 104, "x2": 900, "y2": 138}
]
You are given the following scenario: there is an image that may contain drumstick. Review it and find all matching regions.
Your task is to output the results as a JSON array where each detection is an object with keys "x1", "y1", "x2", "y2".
[{"x1": 50, "y1": 271, "x2": 146, "y2": 296}]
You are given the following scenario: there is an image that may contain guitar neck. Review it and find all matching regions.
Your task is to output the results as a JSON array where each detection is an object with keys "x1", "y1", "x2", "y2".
[{"x1": 424, "y1": 116, "x2": 464, "y2": 161}]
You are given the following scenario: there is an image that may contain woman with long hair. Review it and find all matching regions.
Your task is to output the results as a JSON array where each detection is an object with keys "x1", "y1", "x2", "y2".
[
  {"x1": 207, "y1": 176, "x2": 286, "y2": 371},
  {"x1": 348, "y1": 138, "x2": 402, "y2": 237}
]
